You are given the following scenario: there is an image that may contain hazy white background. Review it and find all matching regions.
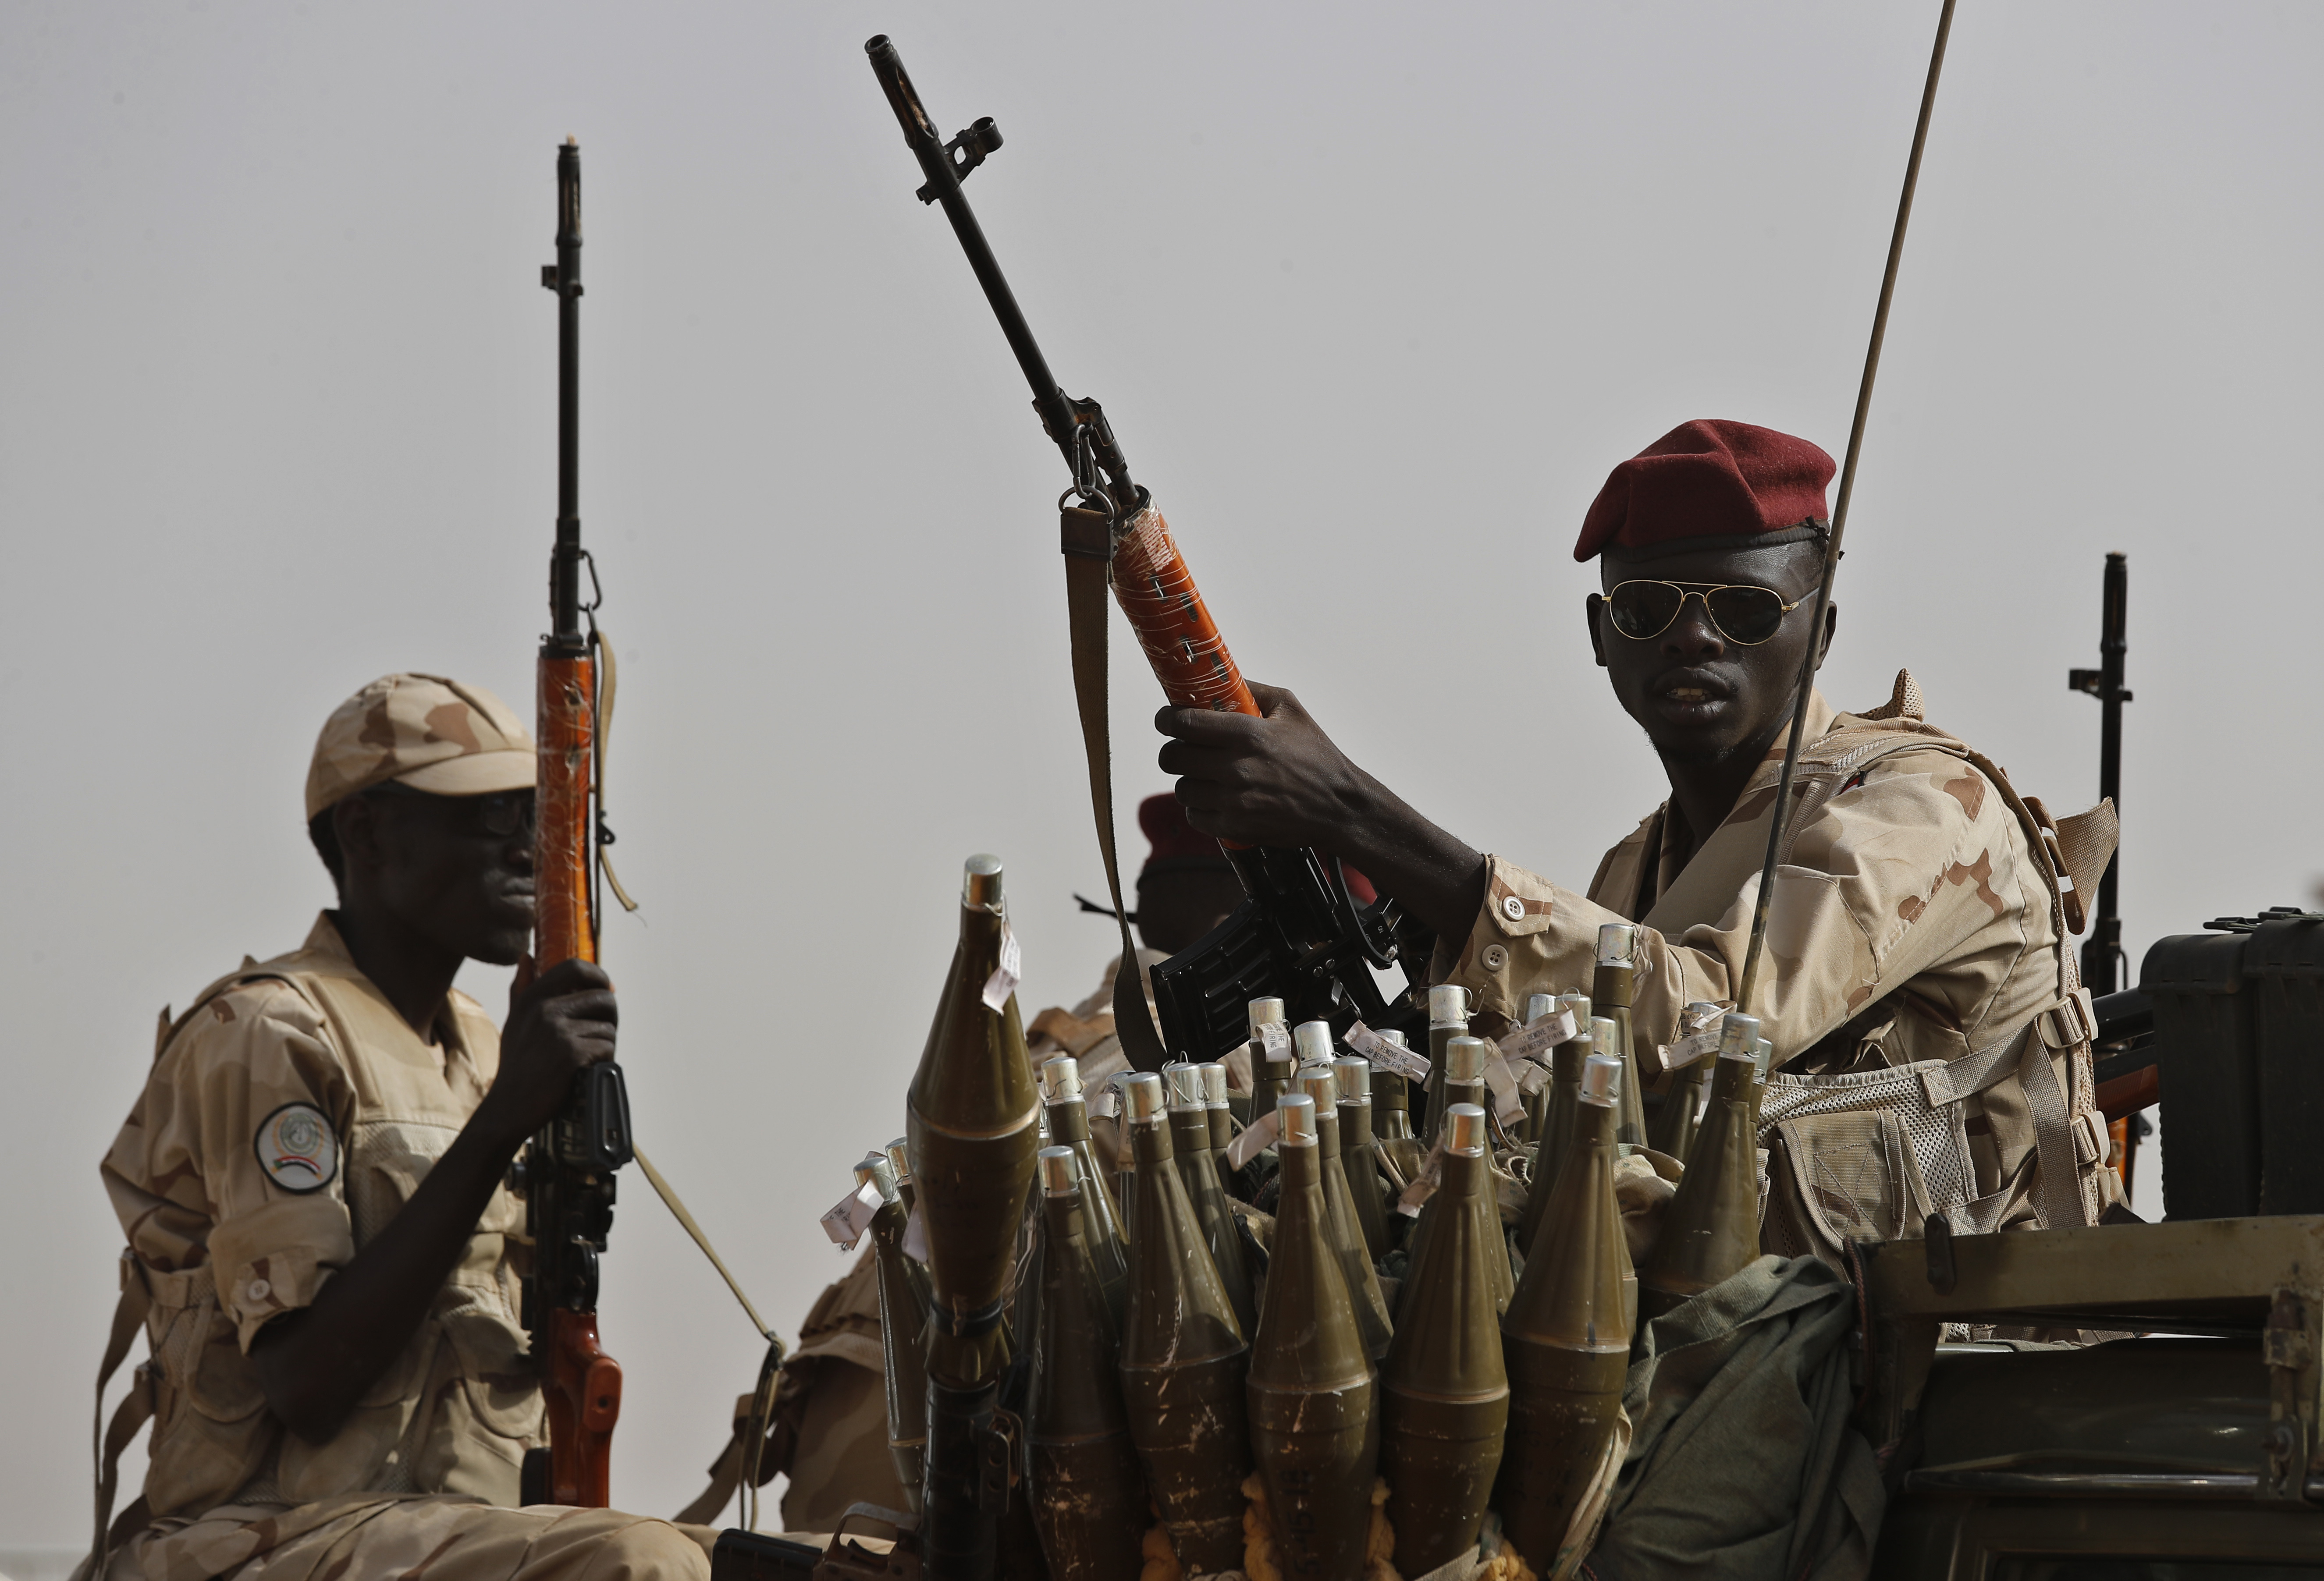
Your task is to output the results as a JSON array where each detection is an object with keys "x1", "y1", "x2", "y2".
[{"x1": 4, "y1": 0, "x2": 2317, "y2": 1548}]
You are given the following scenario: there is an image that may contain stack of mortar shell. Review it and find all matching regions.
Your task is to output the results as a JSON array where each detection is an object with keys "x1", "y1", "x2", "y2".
[
  {"x1": 1496, "y1": 1050, "x2": 1633, "y2": 1569},
  {"x1": 1028, "y1": 1145, "x2": 1148, "y2": 1581},
  {"x1": 1638, "y1": 1013, "x2": 1765, "y2": 1323},
  {"x1": 1248, "y1": 1094, "x2": 1380, "y2": 1581},
  {"x1": 1382, "y1": 1103, "x2": 1509, "y2": 1577},
  {"x1": 1375, "y1": 1028, "x2": 1428, "y2": 1184},
  {"x1": 1201, "y1": 1063, "x2": 1236, "y2": 1193},
  {"x1": 1331, "y1": 1053, "x2": 1391, "y2": 1259},
  {"x1": 1293, "y1": 1040, "x2": 1393, "y2": 1361},
  {"x1": 905, "y1": 854, "x2": 1041, "y2": 1581},
  {"x1": 1423, "y1": 984, "x2": 1471, "y2": 1143},
  {"x1": 1517, "y1": 996, "x2": 1588, "y2": 1257},
  {"x1": 860, "y1": 1150, "x2": 930, "y2": 1509},
  {"x1": 1166, "y1": 1063, "x2": 1257, "y2": 1334},
  {"x1": 1041, "y1": 1056, "x2": 1129, "y2": 1324},
  {"x1": 1116, "y1": 1071, "x2": 1252, "y2": 1574},
  {"x1": 1250, "y1": 996, "x2": 1295, "y2": 1117},
  {"x1": 1399, "y1": 1035, "x2": 1513, "y2": 1324},
  {"x1": 1647, "y1": 1000, "x2": 1729, "y2": 1162},
  {"x1": 1592, "y1": 924, "x2": 1650, "y2": 1146}
]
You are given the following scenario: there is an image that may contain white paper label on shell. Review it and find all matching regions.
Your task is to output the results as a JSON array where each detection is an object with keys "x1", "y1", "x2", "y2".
[
  {"x1": 1664, "y1": 1030, "x2": 1721, "y2": 1069},
  {"x1": 902, "y1": 1203, "x2": 930, "y2": 1264},
  {"x1": 1396, "y1": 1143, "x2": 1446, "y2": 1216},
  {"x1": 981, "y1": 923, "x2": 1023, "y2": 1012},
  {"x1": 1481, "y1": 1053, "x2": 1528, "y2": 1122},
  {"x1": 1226, "y1": 1109, "x2": 1280, "y2": 1169},
  {"x1": 1497, "y1": 1009, "x2": 1579, "y2": 1063},
  {"x1": 1345, "y1": 1021, "x2": 1429, "y2": 1082},
  {"x1": 820, "y1": 1180, "x2": 882, "y2": 1251},
  {"x1": 1257, "y1": 1021, "x2": 1293, "y2": 1058}
]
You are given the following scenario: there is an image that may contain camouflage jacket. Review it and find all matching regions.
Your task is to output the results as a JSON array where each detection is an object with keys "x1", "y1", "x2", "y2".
[
  {"x1": 99, "y1": 914, "x2": 541, "y2": 1527},
  {"x1": 1435, "y1": 672, "x2": 2117, "y2": 1246}
]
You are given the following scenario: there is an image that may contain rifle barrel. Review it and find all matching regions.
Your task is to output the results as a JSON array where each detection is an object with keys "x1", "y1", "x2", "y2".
[
  {"x1": 865, "y1": 35, "x2": 1128, "y2": 496},
  {"x1": 551, "y1": 139, "x2": 585, "y2": 646}
]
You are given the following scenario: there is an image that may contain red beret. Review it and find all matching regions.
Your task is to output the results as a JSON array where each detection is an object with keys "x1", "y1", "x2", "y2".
[
  {"x1": 1574, "y1": 419, "x2": 1834, "y2": 563},
  {"x1": 1140, "y1": 794, "x2": 1229, "y2": 873}
]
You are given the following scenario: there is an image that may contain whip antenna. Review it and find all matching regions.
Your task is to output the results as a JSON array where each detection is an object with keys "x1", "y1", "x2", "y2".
[{"x1": 1735, "y1": 0, "x2": 1958, "y2": 1017}]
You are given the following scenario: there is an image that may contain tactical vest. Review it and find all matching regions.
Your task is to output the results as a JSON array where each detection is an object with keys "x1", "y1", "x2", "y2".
[
  {"x1": 1748, "y1": 720, "x2": 2122, "y2": 1265},
  {"x1": 84, "y1": 946, "x2": 543, "y2": 1571}
]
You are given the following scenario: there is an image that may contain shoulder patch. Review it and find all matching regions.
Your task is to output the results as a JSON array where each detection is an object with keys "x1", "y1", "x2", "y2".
[{"x1": 254, "y1": 1102, "x2": 339, "y2": 1194}]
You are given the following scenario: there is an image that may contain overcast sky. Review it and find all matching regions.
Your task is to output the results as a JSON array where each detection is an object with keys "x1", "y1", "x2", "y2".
[{"x1": 4, "y1": 0, "x2": 2317, "y2": 1546}]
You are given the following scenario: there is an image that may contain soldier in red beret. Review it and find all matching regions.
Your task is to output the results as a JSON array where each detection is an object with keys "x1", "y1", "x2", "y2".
[{"x1": 1157, "y1": 418, "x2": 2121, "y2": 1250}]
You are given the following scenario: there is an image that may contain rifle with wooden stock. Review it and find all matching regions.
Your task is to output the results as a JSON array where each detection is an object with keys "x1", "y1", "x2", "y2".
[
  {"x1": 517, "y1": 136, "x2": 634, "y2": 1509},
  {"x1": 865, "y1": 35, "x2": 1429, "y2": 1068}
]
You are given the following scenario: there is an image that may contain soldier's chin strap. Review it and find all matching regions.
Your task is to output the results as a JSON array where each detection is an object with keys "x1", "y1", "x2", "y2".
[
  {"x1": 1735, "y1": 0, "x2": 1956, "y2": 1015},
  {"x1": 1063, "y1": 498, "x2": 1171, "y2": 1073}
]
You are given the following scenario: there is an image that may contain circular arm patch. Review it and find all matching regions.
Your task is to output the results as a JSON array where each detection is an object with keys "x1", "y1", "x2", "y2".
[{"x1": 254, "y1": 1101, "x2": 340, "y2": 1194}]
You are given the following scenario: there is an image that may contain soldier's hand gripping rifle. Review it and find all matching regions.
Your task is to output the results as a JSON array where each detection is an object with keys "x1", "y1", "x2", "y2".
[
  {"x1": 866, "y1": 37, "x2": 1429, "y2": 1068},
  {"x1": 518, "y1": 137, "x2": 635, "y2": 1509}
]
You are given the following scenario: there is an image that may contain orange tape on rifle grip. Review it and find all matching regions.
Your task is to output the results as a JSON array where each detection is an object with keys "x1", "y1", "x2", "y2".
[
  {"x1": 536, "y1": 652, "x2": 598, "y2": 968},
  {"x1": 545, "y1": 1308, "x2": 622, "y2": 1505},
  {"x1": 1110, "y1": 508, "x2": 1258, "y2": 720},
  {"x1": 1111, "y1": 507, "x2": 1259, "y2": 853}
]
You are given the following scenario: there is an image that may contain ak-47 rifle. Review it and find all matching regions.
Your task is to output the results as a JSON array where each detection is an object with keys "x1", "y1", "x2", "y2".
[
  {"x1": 2070, "y1": 552, "x2": 2131, "y2": 996},
  {"x1": 865, "y1": 36, "x2": 1429, "y2": 1068},
  {"x1": 518, "y1": 137, "x2": 634, "y2": 1509}
]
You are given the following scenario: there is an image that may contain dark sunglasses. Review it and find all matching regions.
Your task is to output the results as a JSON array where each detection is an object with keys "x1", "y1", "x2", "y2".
[
  {"x1": 367, "y1": 783, "x2": 536, "y2": 838},
  {"x1": 1601, "y1": 579, "x2": 1805, "y2": 646}
]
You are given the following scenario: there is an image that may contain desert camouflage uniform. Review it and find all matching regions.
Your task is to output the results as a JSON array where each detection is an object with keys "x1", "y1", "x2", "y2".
[
  {"x1": 1436, "y1": 672, "x2": 2118, "y2": 1256},
  {"x1": 92, "y1": 915, "x2": 707, "y2": 1581}
]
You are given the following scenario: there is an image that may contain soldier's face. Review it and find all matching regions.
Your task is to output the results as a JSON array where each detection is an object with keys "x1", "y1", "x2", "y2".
[
  {"x1": 338, "y1": 787, "x2": 537, "y2": 966},
  {"x1": 1589, "y1": 540, "x2": 1834, "y2": 767}
]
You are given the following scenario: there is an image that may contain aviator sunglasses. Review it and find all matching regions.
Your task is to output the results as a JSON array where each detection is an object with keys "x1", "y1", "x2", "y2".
[{"x1": 1600, "y1": 579, "x2": 1805, "y2": 646}]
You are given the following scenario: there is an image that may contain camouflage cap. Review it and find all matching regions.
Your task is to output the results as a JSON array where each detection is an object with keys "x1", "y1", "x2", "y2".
[{"x1": 304, "y1": 673, "x2": 535, "y2": 820}]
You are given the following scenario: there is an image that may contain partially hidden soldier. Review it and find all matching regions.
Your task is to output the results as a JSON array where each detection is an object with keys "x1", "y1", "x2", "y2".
[
  {"x1": 85, "y1": 674, "x2": 711, "y2": 1581},
  {"x1": 1156, "y1": 420, "x2": 2122, "y2": 1262},
  {"x1": 754, "y1": 794, "x2": 1247, "y2": 1531},
  {"x1": 1028, "y1": 794, "x2": 1248, "y2": 1163}
]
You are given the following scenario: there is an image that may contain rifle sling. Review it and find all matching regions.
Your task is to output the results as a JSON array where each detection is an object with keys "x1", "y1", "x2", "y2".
[{"x1": 1063, "y1": 507, "x2": 1169, "y2": 1073}]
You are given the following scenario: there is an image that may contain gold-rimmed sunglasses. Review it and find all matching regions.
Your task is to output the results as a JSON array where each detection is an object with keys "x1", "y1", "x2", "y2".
[{"x1": 1599, "y1": 579, "x2": 1805, "y2": 646}]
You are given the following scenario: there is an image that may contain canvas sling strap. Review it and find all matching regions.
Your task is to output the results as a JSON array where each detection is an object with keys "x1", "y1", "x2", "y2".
[
  {"x1": 1753, "y1": 714, "x2": 2117, "y2": 1234},
  {"x1": 1062, "y1": 501, "x2": 1169, "y2": 1073}
]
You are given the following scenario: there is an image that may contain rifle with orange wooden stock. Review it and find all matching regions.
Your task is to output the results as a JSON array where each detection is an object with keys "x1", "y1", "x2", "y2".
[
  {"x1": 516, "y1": 136, "x2": 634, "y2": 1509},
  {"x1": 866, "y1": 36, "x2": 1430, "y2": 1069}
]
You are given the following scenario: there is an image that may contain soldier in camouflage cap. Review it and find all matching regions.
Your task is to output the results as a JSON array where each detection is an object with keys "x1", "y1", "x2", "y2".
[
  {"x1": 1157, "y1": 419, "x2": 2122, "y2": 1259},
  {"x1": 302, "y1": 671, "x2": 537, "y2": 819},
  {"x1": 87, "y1": 675, "x2": 711, "y2": 1581}
]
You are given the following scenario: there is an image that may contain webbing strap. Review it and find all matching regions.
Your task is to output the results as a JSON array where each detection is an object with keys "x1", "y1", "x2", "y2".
[
  {"x1": 1916, "y1": 1032, "x2": 2025, "y2": 1108},
  {"x1": 1063, "y1": 512, "x2": 1168, "y2": 1073},
  {"x1": 2021, "y1": 1024, "x2": 2093, "y2": 1229},
  {"x1": 78, "y1": 1252, "x2": 157, "y2": 1581}
]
